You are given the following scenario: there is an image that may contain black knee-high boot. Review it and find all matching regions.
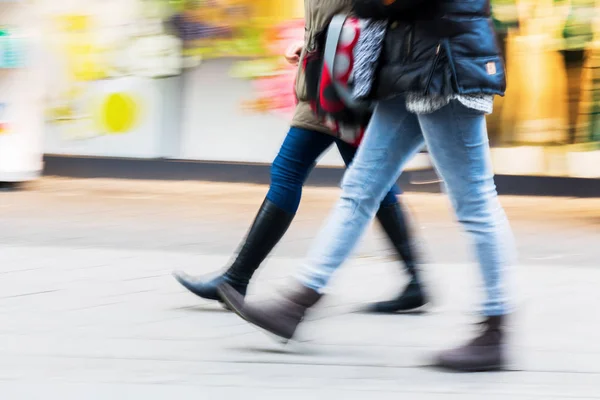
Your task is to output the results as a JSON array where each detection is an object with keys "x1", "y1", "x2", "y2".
[
  {"x1": 367, "y1": 200, "x2": 428, "y2": 313},
  {"x1": 173, "y1": 199, "x2": 295, "y2": 302}
]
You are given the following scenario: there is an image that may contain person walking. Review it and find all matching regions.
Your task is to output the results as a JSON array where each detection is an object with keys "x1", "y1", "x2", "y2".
[
  {"x1": 218, "y1": 0, "x2": 516, "y2": 372},
  {"x1": 173, "y1": 0, "x2": 428, "y2": 314}
]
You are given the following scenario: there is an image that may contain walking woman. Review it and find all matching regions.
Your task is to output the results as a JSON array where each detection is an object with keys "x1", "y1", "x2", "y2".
[
  {"x1": 219, "y1": 0, "x2": 516, "y2": 372},
  {"x1": 173, "y1": 0, "x2": 428, "y2": 314}
]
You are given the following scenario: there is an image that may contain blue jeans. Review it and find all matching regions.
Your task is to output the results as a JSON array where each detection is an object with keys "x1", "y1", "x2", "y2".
[
  {"x1": 266, "y1": 127, "x2": 400, "y2": 214},
  {"x1": 298, "y1": 97, "x2": 514, "y2": 316}
]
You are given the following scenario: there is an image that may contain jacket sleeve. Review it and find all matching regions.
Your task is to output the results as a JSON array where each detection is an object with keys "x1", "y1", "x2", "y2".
[{"x1": 353, "y1": 0, "x2": 434, "y2": 20}]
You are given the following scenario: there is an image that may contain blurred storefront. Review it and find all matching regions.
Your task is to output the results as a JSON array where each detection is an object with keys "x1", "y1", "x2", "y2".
[
  {"x1": 39, "y1": 0, "x2": 600, "y2": 178},
  {"x1": 175, "y1": 0, "x2": 315, "y2": 163},
  {"x1": 490, "y1": 0, "x2": 600, "y2": 178},
  {"x1": 42, "y1": 0, "x2": 183, "y2": 158}
]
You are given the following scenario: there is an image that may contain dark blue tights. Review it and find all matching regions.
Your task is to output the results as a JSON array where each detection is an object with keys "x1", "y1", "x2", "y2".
[{"x1": 267, "y1": 127, "x2": 401, "y2": 214}]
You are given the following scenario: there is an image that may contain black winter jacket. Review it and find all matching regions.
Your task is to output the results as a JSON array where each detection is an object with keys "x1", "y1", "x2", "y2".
[{"x1": 354, "y1": 0, "x2": 506, "y2": 100}]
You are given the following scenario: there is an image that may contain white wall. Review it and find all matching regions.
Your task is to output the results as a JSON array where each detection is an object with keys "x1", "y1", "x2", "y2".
[{"x1": 178, "y1": 59, "x2": 346, "y2": 166}]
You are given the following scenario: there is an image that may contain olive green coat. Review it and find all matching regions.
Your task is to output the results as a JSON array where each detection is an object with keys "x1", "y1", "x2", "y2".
[{"x1": 290, "y1": 0, "x2": 353, "y2": 135}]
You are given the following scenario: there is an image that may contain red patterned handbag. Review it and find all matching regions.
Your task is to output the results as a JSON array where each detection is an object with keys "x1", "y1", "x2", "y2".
[{"x1": 302, "y1": 15, "x2": 374, "y2": 147}]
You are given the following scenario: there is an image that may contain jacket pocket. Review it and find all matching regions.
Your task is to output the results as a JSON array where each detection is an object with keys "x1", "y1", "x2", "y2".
[
  {"x1": 295, "y1": 49, "x2": 308, "y2": 101},
  {"x1": 452, "y1": 55, "x2": 506, "y2": 94},
  {"x1": 296, "y1": 27, "x2": 323, "y2": 102},
  {"x1": 381, "y1": 21, "x2": 409, "y2": 66}
]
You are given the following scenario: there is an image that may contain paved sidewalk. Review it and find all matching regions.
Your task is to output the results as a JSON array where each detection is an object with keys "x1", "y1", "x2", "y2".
[{"x1": 0, "y1": 179, "x2": 599, "y2": 399}]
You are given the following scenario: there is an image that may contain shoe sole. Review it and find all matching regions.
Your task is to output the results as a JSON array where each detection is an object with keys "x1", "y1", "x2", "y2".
[
  {"x1": 364, "y1": 302, "x2": 431, "y2": 315},
  {"x1": 440, "y1": 363, "x2": 505, "y2": 373},
  {"x1": 436, "y1": 353, "x2": 506, "y2": 373}
]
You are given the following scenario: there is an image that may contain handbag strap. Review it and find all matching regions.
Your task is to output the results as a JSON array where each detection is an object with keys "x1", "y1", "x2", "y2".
[{"x1": 324, "y1": 14, "x2": 373, "y2": 112}]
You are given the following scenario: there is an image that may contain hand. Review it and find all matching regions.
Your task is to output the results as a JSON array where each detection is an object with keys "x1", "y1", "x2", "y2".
[{"x1": 284, "y1": 41, "x2": 304, "y2": 65}]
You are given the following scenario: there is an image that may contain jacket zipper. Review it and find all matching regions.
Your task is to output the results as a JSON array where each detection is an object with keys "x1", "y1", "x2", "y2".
[
  {"x1": 424, "y1": 43, "x2": 442, "y2": 95},
  {"x1": 405, "y1": 26, "x2": 413, "y2": 61}
]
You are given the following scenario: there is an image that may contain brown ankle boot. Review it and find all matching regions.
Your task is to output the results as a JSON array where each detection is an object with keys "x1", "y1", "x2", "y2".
[
  {"x1": 217, "y1": 282, "x2": 322, "y2": 342},
  {"x1": 436, "y1": 315, "x2": 506, "y2": 372}
]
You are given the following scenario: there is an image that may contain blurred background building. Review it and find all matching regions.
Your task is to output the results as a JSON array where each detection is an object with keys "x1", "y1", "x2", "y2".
[{"x1": 0, "y1": 0, "x2": 599, "y2": 183}]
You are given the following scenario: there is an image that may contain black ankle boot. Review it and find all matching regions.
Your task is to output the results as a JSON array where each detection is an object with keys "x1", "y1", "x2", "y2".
[
  {"x1": 173, "y1": 199, "x2": 295, "y2": 302},
  {"x1": 367, "y1": 201, "x2": 428, "y2": 313},
  {"x1": 218, "y1": 281, "x2": 323, "y2": 342},
  {"x1": 366, "y1": 278, "x2": 427, "y2": 313}
]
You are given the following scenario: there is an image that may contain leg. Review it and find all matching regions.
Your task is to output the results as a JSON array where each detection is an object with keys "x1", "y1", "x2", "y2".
[
  {"x1": 418, "y1": 102, "x2": 513, "y2": 316},
  {"x1": 218, "y1": 96, "x2": 426, "y2": 341},
  {"x1": 174, "y1": 127, "x2": 335, "y2": 302},
  {"x1": 266, "y1": 127, "x2": 336, "y2": 214},
  {"x1": 417, "y1": 101, "x2": 515, "y2": 370},
  {"x1": 299, "y1": 98, "x2": 425, "y2": 292},
  {"x1": 334, "y1": 139, "x2": 401, "y2": 206},
  {"x1": 335, "y1": 139, "x2": 428, "y2": 312}
]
